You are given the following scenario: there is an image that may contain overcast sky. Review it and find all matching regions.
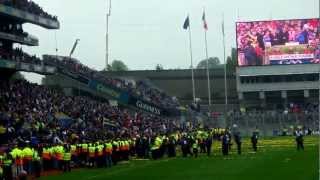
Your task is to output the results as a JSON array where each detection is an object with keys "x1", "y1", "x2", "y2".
[{"x1": 21, "y1": 0, "x2": 319, "y2": 82}]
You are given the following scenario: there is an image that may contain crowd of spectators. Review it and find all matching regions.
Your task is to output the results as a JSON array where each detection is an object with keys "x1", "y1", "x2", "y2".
[
  {"x1": 237, "y1": 19, "x2": 320, "y2": 66},
  {"x1": 0, "y1": 80, "x2": 180, "y2": 146},
  {"x1": 43, "y1": 56, "x2": 180, "y2": 109},
  {"x1": 0, "y1": 47, "x2": 41, "y2": 64},
  {"x1": 0, "y1": 49, "x2": 179, "y2": 109},
  {"x1": 0, "y1": 0, "x2": 58, "y2": 21},
  {"x1": 0, "y1": 23, "x2": 27, "y2": 37}
]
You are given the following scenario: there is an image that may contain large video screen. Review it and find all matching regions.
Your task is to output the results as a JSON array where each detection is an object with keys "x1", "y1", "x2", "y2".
[{"x1": 236, "y1": 18, "x2": 320, "y2": 66}]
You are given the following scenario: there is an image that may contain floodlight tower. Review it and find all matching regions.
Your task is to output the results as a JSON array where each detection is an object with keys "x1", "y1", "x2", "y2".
[{"x1": 106, "y1": 0, "x2": 112, "y2": 70}]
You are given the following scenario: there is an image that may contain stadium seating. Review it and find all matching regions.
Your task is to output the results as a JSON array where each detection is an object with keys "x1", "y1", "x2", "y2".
[
  {"x1": 0, "y1": 80, "x2": 179, "y2": 145},
  {"x1": 43, "y1": 56, "x2": 180, "y2": 109},
  {"x1": 0, "y1": 47, "x2": 42, "y2": 64},
  {"x1": 0, "y1": 0, "x2": 58, "y2": 21}
]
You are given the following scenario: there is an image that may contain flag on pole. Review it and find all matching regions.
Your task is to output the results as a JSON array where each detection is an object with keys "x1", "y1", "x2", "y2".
[
  {"x1": 202, "y1": 11, "x2": 208, "y2": 30},
  {"x1": 183, "y1": 16, "x2": 190, "y2": 30}
]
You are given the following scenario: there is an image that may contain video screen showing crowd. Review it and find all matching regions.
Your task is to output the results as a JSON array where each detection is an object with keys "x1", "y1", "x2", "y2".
[{"x1": 237, "y1": 19, "x2": 320, "y2": 66}]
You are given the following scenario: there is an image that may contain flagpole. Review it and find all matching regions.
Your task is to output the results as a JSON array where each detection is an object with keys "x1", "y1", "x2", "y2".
[
  {"x1": 205, "y1": 29, "x2": 212, "y2": 107},
  {"x1": 203, "y1": 10, "x2": 212, "y2": 110},
  {"x1": 222, "y1": 13, "x2": 228, "y2": 122},
  {"x1": 188, "y1": 19, "x2": 196, "y2": 103}
]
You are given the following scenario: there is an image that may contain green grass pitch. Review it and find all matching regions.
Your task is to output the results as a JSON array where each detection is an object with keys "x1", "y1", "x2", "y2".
[{"x1": 42, "y1": 136, "x2": 319, "y2": 180}]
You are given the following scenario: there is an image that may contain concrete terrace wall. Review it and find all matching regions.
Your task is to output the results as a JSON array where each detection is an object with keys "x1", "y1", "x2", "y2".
[{"x1": 102, "y1": 68, "x2": 238, "y2": 105}]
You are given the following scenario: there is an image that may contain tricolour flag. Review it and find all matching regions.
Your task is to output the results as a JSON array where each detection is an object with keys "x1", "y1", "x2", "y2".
[
  {"x1": 202, "y1": 11, "x2": 208, "y2": 30},
  {"x1": 183, "y1": 16, "x2": 190, "y2": 30}
]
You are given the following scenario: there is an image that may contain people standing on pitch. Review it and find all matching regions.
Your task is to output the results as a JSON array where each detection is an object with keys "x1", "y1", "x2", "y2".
[
  {"x1": 198, "y1": 131, "x2": 207, "y2": 154},
  {"x1": 222, "y1": 132, "x2": 230, "y2": 156},
  {"x1": 151, "y1": 134, "x2": 162, "y2": 160},
  {"x1": 180, "y1": 134, "x2": 192, "y2": 157},
  {"x1": 33, "y1": 146, "x2": 41, "y2": 178},
  {"x1": 199, "y1": 137, "x2": 206, "y2": 154},
  {"x1": 63, "y1": 143, "x2": 71, "y2": 172},
  {"x1": 192, "y1": 137, "x2": 199, "y2": 158},
  {"x1": 159, "y1": 135, "x2": 168, "y2": 158},
  {"x1": 205, "y1": 135, "x2": 212, "y2": 156},
  {"x1": 251, "y1": 131, "x2": 259, "y2": 152},
  {"x1": 233, "y1": 131, "x2": 242, "y2": 155},
  {"x1": 167, "y1": 135, "x2": 177, "y2": 157},
  {"x1": 226, "y1": 129, "x2": 232, "y2": 151},
  {"x1": 295, "y1": 127, "x2": 304, "y2": 151},
  {"x1": 105, "y1": 140, "x2": 113, "y2": 168},
  {"x1": 2, "y1": 149, "x2": 13, "y2": 180}
]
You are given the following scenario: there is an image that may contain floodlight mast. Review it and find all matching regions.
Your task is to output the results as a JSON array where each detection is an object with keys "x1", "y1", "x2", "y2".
[{"x1": 106, "y1": 0, "x2": 112, "y2": 70}]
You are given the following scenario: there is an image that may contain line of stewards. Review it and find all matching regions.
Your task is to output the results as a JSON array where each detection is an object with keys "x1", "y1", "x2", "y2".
[
  {"x1": 0, "y1": 140, "x2": 133, "y2": 179},
  {"x1": 0, "y1": 145, "x2": 41, "y2": 179}
]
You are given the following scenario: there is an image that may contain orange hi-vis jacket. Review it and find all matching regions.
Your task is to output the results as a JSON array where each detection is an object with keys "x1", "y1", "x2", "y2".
[
  {"x1": 105, "y1": 143, "x2": 113, "y2": 155},
  {"x1": 113, "y1": 141, "x2": 119, "y2": 152},
  {"x1": 42, "y1": 148, "x2": 51, "y2": 160},
  {"x1": 124, "y1": 141, "x2": 130, "y2": 151},
  {"x1": 119, "y1": 141, "x2": 125, "y2": 151},
  {"x1": 96, "y1": 145, "x2": 104, "y2": 157},
  {"x1": 22, "y1": 147, "x2": 33, "y2": 161},
  {"x1": 11, "y1": 148, "x2": 24, "y2": 166},
  {"x1": 88, "y1": 146, "x2": 95, "y2": 158},
  {"x1": 82, "y1": 144, "x2": 88, "y2": 153},
  {"x1": 55, "y1": 146, "x2": 64, "y2": 161}
]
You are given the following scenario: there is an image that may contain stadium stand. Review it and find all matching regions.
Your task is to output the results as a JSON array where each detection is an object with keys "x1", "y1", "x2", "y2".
[
  {"x1": 0, "y1": 47, "x2": 42, "y2": 64},
  {"x1": 0, "y1": 1, "x2": 318, "y2": 179},
  {"x1": 0, "y1": 80, "x2": 180, "y2": 146},
  {"x1": 43, "y1": 56, "x2": 180, "y2": 109},
  {"x1": 0, "y1": 0, "x2": 58, "y2": 21}
]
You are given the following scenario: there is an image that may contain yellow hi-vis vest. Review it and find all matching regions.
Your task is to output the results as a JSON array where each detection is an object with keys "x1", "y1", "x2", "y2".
[
  {"x1": 71, "y1": 145, "x2": 77, "y2": 155},
  {"x1": 192, "y1": 140, "x2": 199, "y2": 149},
  {"x1": 22, "y1": 147, "x2": 33, "y2": 161},
  {"x1": 88, "y1": 146, "x2": 95, "y2": 157},
  {"x1": 33, "y1": 151, "x2": 41, "y2": 161},
  {"x1": 97, "y1": 145, "x2": 104, "y2": 156},
  {"x1": 105, "y1": 143, "x2": 113, "y2": 155},
  {"x1": 82, "y1": 144, "x2": 88, "y2": 153},
  {"x1": 63, "y1": 152, "x2": 71, "y2": 161}
]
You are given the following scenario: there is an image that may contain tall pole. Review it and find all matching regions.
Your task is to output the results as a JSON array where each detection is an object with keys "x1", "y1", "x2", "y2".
[
  {"x1": 205, "y1": 30, "x2": 212, "y2": 107},
  {"x1": 203, "y1": 9, "x2": 212, "y2": 109},
  {"x1": 222, "y1": 14, "x2": 228, "y2": 116},
  {"x1": 187, "y1": 16, "x2": 196, "y2": 103},
  {"x1": 106, "y1": 0, "x2": 112, "y2": 70}
]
